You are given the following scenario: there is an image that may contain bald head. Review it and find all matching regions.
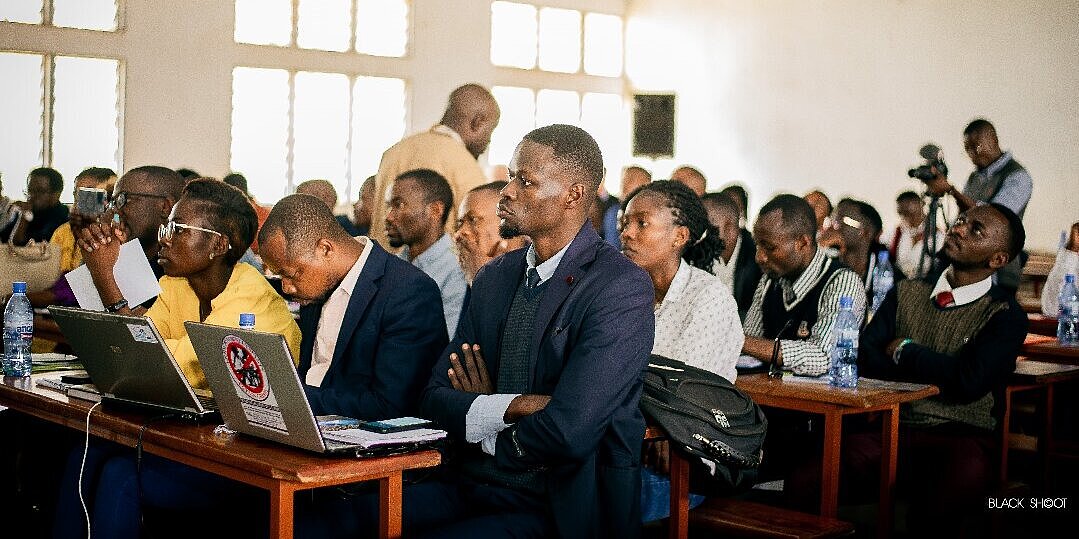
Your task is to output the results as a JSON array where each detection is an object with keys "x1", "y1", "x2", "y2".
[
  {"x1": 123, "y1": 166, "x2": 185, "y2": 200},
  {"x1": 296, "y1": 179, "x2": 338, "y2": 211},
  {"x1": 441, "y1": 84, "x2": 500, "y2": 158},
  {"x1": 670, "y1": 166, "x2": 706, "y2": 196}
]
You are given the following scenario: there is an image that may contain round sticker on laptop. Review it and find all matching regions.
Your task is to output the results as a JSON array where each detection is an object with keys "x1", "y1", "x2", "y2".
[{"x1": 221, "y1": 335, "x2": 268, "y2": 401}]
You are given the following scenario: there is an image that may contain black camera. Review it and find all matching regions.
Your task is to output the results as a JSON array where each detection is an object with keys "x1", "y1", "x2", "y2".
[{"x1": 908, "y1": 143, "x2": 948, "y2": 181}]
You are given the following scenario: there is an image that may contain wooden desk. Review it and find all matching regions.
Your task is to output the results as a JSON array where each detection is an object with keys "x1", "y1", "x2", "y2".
[
  {"x1": 1021, "y1": 339, "x2": 1079, "y2": 365},
  {"x1": 0, "y1": 376, "x2": 440, "y2": 538},
  {"x1": 735, "y1": 374, "x2": 938, "y2": 539},
  {"x1": 1027, "y1": 314, "x2": 1058, "y2": 337},
  {"x1": 1002, "y1": 360, "x2": 1079, "y2": 486}
]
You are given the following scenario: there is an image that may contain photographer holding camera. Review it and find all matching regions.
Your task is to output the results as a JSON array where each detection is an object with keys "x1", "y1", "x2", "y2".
[{"x1": 918, "y1": 119, "x2": 1032, "y2": 293}]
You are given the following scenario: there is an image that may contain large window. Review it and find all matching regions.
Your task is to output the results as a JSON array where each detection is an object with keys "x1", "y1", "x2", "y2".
[
  {"x1": 488, "y1": 86, "x2": 629, "y2": 186},
  {"x1": 230, "y1": 68, "x2": 406, "y2": 204},
  {"x1": 0, "y1": 52, "x2": 121, "y2": 202},
  {"x1": 234, "y1": 0, "x2": 409, "y2": 57},
  {"x1": 490, "y1": 1, "x2": 622, "y2": 77},
  {"x1": 0, "y1": 0, "x2": 120, "y2": 31}
]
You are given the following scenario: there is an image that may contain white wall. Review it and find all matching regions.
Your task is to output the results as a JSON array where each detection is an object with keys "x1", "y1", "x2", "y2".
[
  {"x1": 0, "y1": 0, "x2": 624, "y2": 201},
  {"x1": 625, "y1": 0, "x2": 1079, "y2": 250}
]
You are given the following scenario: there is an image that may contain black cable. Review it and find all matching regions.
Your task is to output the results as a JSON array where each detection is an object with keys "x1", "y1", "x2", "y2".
[{"x1": 134, "y1": 413, "x2": 178, "y2": 535}]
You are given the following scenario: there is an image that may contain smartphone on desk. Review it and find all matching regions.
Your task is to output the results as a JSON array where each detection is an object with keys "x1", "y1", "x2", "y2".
[
  {"x1": 356, "y1": 417, "x2": 435, "y2": 434},
  {"x1": 76, "y1": 187, "x2": 108, "y2": 217}
]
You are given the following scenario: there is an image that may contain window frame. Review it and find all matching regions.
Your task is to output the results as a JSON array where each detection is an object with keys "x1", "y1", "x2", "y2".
[
  {"x1": 233, "y1": 0, "x2": 414, "y2": 59},
  {"x1": 0, "y1": 0, "x2": 126, "y2": 32}
]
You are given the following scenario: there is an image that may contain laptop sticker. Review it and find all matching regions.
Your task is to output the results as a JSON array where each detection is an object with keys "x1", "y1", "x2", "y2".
[
  {"x1": 126, "y1": 323, "x2": 158, "y2": 344},
  {"x1": 221, "y1": 335, "x2": 288, "y2": 434}
]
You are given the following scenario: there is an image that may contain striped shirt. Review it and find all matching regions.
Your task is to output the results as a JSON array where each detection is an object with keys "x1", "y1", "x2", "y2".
[{"x1": 743, "y1": 249, "x2": 866, "y2": 376}]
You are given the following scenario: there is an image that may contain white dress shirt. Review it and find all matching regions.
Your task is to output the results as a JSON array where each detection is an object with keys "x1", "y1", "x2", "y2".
[
  {"x1": 712, "y1": 234, "x2": 740, "y2": 290},
  {"x1": 653, "y1": 260, "x2": 744, "y2": 383},
  {"x1": 930, "y1": 265, "x2": 993, "y2": 308},
  {"x1": 306, "y1": 237, "x2": 374, "y2": 387}
]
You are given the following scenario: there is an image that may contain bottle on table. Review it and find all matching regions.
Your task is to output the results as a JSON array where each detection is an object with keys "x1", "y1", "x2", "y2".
[
  {"x1": 1058, "y1": 274, "x2": 1079, "y2": 347},
  {"x1": 4, "y1": 281, "x2": 34, "y2": 377},
  {"x1": 239, "y1": 312, "x2": 255, "y2": 330},
  {"x1": 829, "y1": 295, "x2": 859, "y2": 388},
  {"x1": 869, "y1": 251, "x2": 894, "y2": 322}
]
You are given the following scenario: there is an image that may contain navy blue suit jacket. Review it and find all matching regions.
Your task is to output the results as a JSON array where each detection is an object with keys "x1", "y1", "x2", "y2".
[
  {"x1": 298, "y1": 240, "x2": 448, "y2": 420},
  {"x1": 420, "y1": 223, "x2": 655, "y2": 538}
]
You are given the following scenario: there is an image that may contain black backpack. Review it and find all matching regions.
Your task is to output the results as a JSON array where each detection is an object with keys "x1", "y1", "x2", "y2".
[{"x1": 640, "y1": 354, "x2": 767, "y2": 491}]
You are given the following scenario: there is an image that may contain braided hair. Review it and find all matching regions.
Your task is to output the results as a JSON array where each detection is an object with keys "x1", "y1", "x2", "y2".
[{"x1": 622, "y1": 180, "x2": 724, "y2": 273}]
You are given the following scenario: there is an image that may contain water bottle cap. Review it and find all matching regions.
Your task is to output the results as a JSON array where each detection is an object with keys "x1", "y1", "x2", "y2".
[
  {"x1": 1066, "y1": 274, "x2": 1076, "y2": 284},
  {"x1": 838, "y1": 295, "x2": 854, "y2": 309},
  {"x1": 239, "y1": 313, "x2": 255, "y2": 327},
  {"x1": 12, "y1": 282, "x2": 27, "y2": 294},
  {"x1": 877, "y1": 251, "x2": 889, "y2": 263}
]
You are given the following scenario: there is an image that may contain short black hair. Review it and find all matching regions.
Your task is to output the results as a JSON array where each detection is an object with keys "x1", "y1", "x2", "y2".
[
  {"x1": 223, "y1": 172, "x2": 248, "y2": 195},
  {"x1": 896, "y1": 191, "x2": 921, "y2": 204},
  {"x1": 988, "y1": 203, "x2": 1025, "y2": 260},
  {"x1": 624, "y1": 165, "x2": 652, "y2": 181},
  {"x1": 181, "y1": 178, "x2": 258, "y2": 264},
  {"x1": 259, "y1": 194, "x2": 347, "y2": 254},
  {"x1": 963, "y1": 118, "x2": 996, "y2": 137},
  {"x1": 718, "y1": 184, "x2": 748, "y2": 219},
  {"x1": 845, "y1": 199, "x2": 883, "y2": 238},
  {"x1": 125, "y1": 166, "x2": 186, "y2": 200},
  {"x1": 176, "y1": 168, "x2": 200, "y2": 180},
  {"x1": 76, "y1": 167, "x2": 116, "y2": 183},
  {"x1": 700, "y1": 191, "x2": 740, "y2": 220},
  {"x1": 470, "y1": 180, "x2": 508, "y2": 195},
  {"x1": 523, "y1": 124, "x2": 604, "y2": 192},
  {"x1": 396, "y1": 169, "x2": 454, "y2": 227},
  {"x1": 623, "y1": 180, "x2": 724, "y2": 273},
  {"x1": 29, "y1": 167, "x2": 63, "y2": 193},
  {"x1": 758, "y1": 194, "x2": 816, "y2": 240}
]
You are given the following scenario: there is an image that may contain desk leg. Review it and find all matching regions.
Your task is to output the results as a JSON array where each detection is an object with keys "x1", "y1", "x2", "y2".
[
  {"x1": 820, "y1": 411, "x2": 842, "y2": 517},
  {"x1": 269, "y1": 482, "x2": 295, "y2": 539},
  {"x1": 878, "y1": 406, "x2": 899, "y2": 539},
  {"x1": 669, "y1": 452, "x2": 690, "y2": 539},
  {"x1": 380, "y1": 472, "x2": 404, "y2": 539}
]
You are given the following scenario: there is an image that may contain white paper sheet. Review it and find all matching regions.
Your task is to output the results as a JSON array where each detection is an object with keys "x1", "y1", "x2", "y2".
[{"x1": 65, "y1": 239, "x2": 161, "y2": 311}]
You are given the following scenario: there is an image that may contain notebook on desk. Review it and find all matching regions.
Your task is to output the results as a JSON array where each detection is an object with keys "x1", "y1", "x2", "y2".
[
  {"x1": 185, "y1": 321, "x2": 446, "y2": 457},
  {"x1": 47, "y1": 306, "x2": 218, "y2": 421}
]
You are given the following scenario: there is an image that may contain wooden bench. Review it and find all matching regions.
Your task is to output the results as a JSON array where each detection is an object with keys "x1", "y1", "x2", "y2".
[{"x1": 689, "y1": 497, "x2": 855, "y2": 539}]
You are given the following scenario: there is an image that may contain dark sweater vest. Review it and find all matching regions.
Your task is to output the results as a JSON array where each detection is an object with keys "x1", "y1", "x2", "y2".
[
  {"x1": 761, "y1": 258, "x2": 845, "y2": 342},
  {"x1": 964, "y1": 157, "x2": 1026, "y2": 289},
  {"x1": 895, "y1": 280, "x2": 1009, "y2": 431},
  {"x1": 461, "y1": 273, "x2": 549, "y2": 494}
]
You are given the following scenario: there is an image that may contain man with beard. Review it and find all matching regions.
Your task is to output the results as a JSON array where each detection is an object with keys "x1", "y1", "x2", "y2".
[
  {"x1": 453, "y1": 180, "x2": 527, "y2": 284},
  {"x1": 384, "y1": 168, "x2": 467, "y2": 337}
]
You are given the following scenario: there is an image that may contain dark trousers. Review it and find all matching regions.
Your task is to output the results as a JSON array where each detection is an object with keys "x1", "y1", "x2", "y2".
[{"x1": 297, "y1": 477, "x2": 552, "y2": 539}]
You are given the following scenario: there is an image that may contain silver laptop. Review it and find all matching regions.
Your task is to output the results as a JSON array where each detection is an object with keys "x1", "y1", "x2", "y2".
[
  {"x1": 185, "y1": 321, "x2": 445, "y2": 456},
  {"x1": 47, "y1": 306, "x2": 218, "y2": 421}
]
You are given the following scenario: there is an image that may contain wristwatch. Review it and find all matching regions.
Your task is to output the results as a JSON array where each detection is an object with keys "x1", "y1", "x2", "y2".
[
  {"x1": 105, "y1": 298, "x2": 129, "y2": 313},
  {"x1": 893, "y1": 338, "x2": 913, "y2": 364}
]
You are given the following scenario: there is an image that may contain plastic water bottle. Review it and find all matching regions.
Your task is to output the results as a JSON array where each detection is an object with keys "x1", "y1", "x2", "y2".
[
  {"x1": 4, "y1": 282, "x2": 34, "y2": 377},
  {"x1": 239, "y1": 313, "x2": 255, "y2": 330},
  {"x1": 1058, "y1": 275, "x2": 1079, "y2": 347},
  {"x1": 829, "y1": 295, "x2": 859, "y2": 388},
  {"x1": 869, "y1": 251, "x2": 894, "y2": 320}
]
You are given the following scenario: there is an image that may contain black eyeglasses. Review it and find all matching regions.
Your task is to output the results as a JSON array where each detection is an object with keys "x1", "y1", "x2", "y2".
[{"x1": 111, "y1": 191, "x2": 168, "y2": 210}]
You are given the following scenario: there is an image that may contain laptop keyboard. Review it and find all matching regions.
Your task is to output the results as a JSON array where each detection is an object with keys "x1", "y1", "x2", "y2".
[{"x1": 195, "y1": 393, "x2": 218, "y2": 410}]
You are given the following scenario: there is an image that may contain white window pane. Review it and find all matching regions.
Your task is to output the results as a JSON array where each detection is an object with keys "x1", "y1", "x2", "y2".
[
  {"x1": 51, "y1": 57, "x2": 120, "y2": 193},
  {"x1": 584, "y1": 13, "x2": 622, "y2": 77},
  {"x1": 230, "y1": 68, "x2": 290, "y2": 203},
  {"x1": 293, "y1": 72, "x2": 351, "y2": 204},
  {"x1": 488, "y1": 86, "x2": 535, "y2": 167},
  {"x1": 356, "y1": 0, "x2": 409, "y2": 57},
  {"x1": 350, "y1": 76, "x2": 406, "y2": 202},
  {"x1": 535, "y1": 89, "x2": 580, "y2": 128},
  {"x1": 581, "y1": 92, "x2": 628, "y2": 189},
  {"x1": 297, "y1": 0, "x2": 351, "y2": 52},
  {"x1": 53, "y1": 0, "x2": 117, "y2": 31},
  {"x1": 235, "y1": 0, "x2": 291, "y2": 46},
  {"x1": 0, "y1": 0, "x2": 42, "y2": 24},
  {"x1": 538, "y1": 7, "x2": 580, "y2": 73},
  {"x1": 0, "y1": 53, "x2": 43, "y2": 200},
  {"x1": 490, "y1": 1, "x2": 536, "y2": 69}
]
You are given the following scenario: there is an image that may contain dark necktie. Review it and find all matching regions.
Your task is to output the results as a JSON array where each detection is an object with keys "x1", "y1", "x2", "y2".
[
  {"x1": 526, "y1": 267, "x2": 541, "y2": 289},
  {"x1": 935, "y1": 290, "x2": 955, "y2": 308}
]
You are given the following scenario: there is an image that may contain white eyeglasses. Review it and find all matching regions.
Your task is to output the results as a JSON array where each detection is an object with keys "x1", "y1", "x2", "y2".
[{"x1": 158, "y1": 220, "x2": 231, "y2": 250}]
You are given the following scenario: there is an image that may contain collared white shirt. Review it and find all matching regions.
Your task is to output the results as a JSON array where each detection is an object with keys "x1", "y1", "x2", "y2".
[
  {"x1": 430, "y1": 124, "x2": 465, "y2": 146},
  {"x1": 306, "y1": 237, "x2": 374, "y2": 387},
  {"x1": 930, "y1": 265, "x2": 993, "y2": 307},
  {"x1": 464, "y1": 239, "x2": 573, "y2": 456},
  {"x1": 654, "y1": 260, "x2": 744, "y2": 383},
  {"x1": 713, "y1": 233, "x2": 740, "y2": 289}
]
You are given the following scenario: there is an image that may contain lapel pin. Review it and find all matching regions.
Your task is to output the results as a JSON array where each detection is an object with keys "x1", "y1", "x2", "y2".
[{"x1": 566, "y1": 275, "x2": 575, "y2": 285}]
